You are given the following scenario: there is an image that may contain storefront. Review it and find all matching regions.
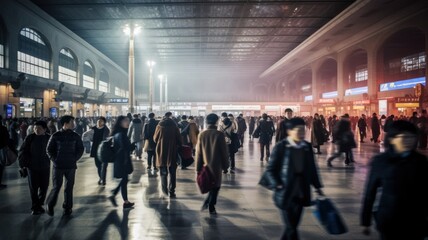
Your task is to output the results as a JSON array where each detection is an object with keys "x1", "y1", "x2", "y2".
[
  {"x1": 211, "y1": 105, "x2": 261, "y2": 116},
  {"x1": 394, "y1": 97, "x2": 419, "y2": 116},
  {"x1": 19, "y1": 97, "x2": 43, "y2": 118},
  {"x1": 351, "y1": 100, "x2": 370, "y2": 116},
  {"x1": 317, "y1": 99, "x2": 336, "y2": 116},
  {"x1": 59, "y1": 101, "x2": 73, "y2": 116}
]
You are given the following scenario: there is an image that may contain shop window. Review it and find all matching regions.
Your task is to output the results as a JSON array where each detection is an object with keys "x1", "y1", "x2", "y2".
[
  {"x1": 401, "y1": 52, "x2": 426, "y2": 72},
  {"x1": 355, "y1": 66, "x2": 368, "y2": 82},
  {"x1": 115, "y1": 87, "x2": 127, "y2": 97},
  {"x1": 83, "y1": 60, "x2": 95, "y2": 89},
  {"x1": 58, "y1": 48, "x2": 78, "y2": 85},
  {"x1": 99, "y1": 69, "x2": 109, "y2": 92},
  {"x1": 17, "y1": 28, "x2": 50, "y2": 78}
]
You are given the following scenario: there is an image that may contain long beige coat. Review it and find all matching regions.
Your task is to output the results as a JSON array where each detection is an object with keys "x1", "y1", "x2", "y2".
[
  {"x1": 154, "y1": 118, "x2": 182, "y2": 167},
  {"x1": 195, "y1": 125, "x2": 229, "y2": 187},
  {"x1": 188, "y1": 120, "x2": 199, "y2": 147}
]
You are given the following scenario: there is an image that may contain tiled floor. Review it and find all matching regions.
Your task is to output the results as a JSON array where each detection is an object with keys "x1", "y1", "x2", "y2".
[{"x1": 0, "y1": 133, "x2": 410, "y2": 240}]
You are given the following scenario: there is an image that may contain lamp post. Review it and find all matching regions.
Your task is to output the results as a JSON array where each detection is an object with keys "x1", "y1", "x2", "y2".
[
  {"x1": 158, "y1": 74, "x2": 164, "y2": 112},
  {"x1": 147, "y1": 60, "x2": 156, "y2": 113},
  {"x1": 123, "y1": 24, "x2": 141, "y2": 114},
  {"x1": 165, "y1": 74, "x2": 168, "y2": 112}
]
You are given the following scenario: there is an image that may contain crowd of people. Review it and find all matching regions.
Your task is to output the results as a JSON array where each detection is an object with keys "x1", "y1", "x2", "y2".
[{"x1": 1, "y1": 108, "x2": 428, "y2": 240}]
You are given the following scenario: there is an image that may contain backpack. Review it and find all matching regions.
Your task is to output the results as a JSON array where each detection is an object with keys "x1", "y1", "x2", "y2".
[{"x1": 97, "y1": 137, "x2": 115, "y2": 163}]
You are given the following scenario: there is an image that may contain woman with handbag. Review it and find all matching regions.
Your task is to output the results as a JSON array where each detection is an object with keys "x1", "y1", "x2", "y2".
[
  {"x1": 107, "y1": 116, "x2": 134, "y2": 209},
  {"x1": 263, "y1": 117, "x2": 324, "y2": 240},
  {"x1": 195, "y1": 113, "x2": 229, "y2": 215}
]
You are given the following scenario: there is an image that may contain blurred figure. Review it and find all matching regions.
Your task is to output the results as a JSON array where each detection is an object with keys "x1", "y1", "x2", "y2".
[
  {"x1": 370, "y1": 113, "x2": 381, "y2": 143},
  {"x1": 219, "y1": 117, "x2": 237, "y2": 174},
  {"x1": 358, "y1": 114, "x2": 367, "y2": 143},
  {"x1": 128, "y1": 114, "x2": 143, "y2": 159},
  {"x1": 275, "y1": 108, "x2": 293, "y2": 143},
  {"x1": 361, "y1": 120, "x2": 428, "y2": 240},
  {"x1": 108, "y1": 116, "x2": 134, "y2": 209},
  {"x1": 248, "y1": 117, "x2": 256, "y2": 140},
  {"x1": 254, "y1": 113, "x2": 275, "y2": 161},
  {"x1": 196, "y1": 113, "x2": 229, "y2": 214},
  {"x1": 409, "y1": 111, "x2": 418, "y2": 127},
  {"x1": 311, "y1": 113, "x2": 325, "y2": 154},
  {"x1": 18, "y1": 121, "x2": 50, "y2": 215},
  {"x1": 264, "y1": 118, "x2": 323, "y2": 240},
  {"x1": 236, "y1": 113, "x2": 247, "y2": 147},
  {"x1": 417, "y1": 110, "x2": 428, "y2": 149},
  {"x1": 327, "y1": 115, "x2": 356, "y2": 167},
  {"x1": 188, "y1": 116, "x2": 200, "y2": 155},
  {"x1": 143, "y1": 113, "x2": 159, "y2": 171},
  {"x1": 154, "y1": 112, "x2": 182, "y2": 198},
  {"x1": 0, "y1": 115, "x2": 9, "y2": 189}
]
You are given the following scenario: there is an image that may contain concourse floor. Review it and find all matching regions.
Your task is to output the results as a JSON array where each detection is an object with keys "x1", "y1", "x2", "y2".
[{"x1": 0, "y1": 133, "x2": 411, "y2": 240}]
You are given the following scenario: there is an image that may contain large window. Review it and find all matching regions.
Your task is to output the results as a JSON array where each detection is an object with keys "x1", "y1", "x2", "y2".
[
  {"x1": 355, "y1": 66, "x2": 368, "y2": 82},
  {"x1": 83, "y1": 60, "x2": 95, "y2": 89},
  {"x1": 401, "y1": 52, "x2": 426, "y2": 72},
  {"x1": 17, "y1": 28, "x2": 50, "y2": 78},
  {"x1": 99, "y1": 69, "x2": 109, "y2": 92},
  {"x1": 115, "y1": 87, "x2": 128, "y2": 97},
  {"x1": 58, "y1": 48, "x2": 78, "y2": 85}
]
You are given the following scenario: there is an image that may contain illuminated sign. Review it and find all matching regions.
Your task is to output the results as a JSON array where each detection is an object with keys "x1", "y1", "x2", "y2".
[
  {"x1": 318, "y1": 98, "x2": 335, "y2": 104},
  {"x1": 212, "y1": 105, "x2": 261, "y2": 111},
  {"x1": 322, "y1": 91, "x2": 338, "y2": 98},
  {"x1": 265, "y1": 106, "x2": 280, "y2": 111},
  {"x1": 304, "y1": 95, "x2": 313, "y2": 102},
  {"x1": 396, "y1": 97, "x2": 419, "y2": 103},
  {"x1": 379, "y1": 100, "x2": 387, "y2": 116},
  {"x1": 353, "y1": 100, "x2": 370, "y2": 105},
  {"x1": 345, "y1": 86, "x2": 368, "y2": 96},
  {"x1": 396, "y1": 103, "x2": 419, "y2": 108},
  {"x1": 380, "y1": 77, "x2": 425, "y2": 92},
  {"x1": 107, "y1": 98, "x2": 129, "y2": 103}
]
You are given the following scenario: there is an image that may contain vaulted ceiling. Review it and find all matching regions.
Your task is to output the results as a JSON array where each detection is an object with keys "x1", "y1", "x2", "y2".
[{"x1": 30, "y1": 0, "x2": 355, "y2": 101}]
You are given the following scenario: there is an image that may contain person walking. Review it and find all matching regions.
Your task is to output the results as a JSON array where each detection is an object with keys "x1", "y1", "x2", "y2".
[
  {"x1": 90, "y1": 117, "x2": 110, "y2": 185},
  {"x1": 417, "y1": 110, "x2": 428, "y2": 149},
  {"x1": 327, "y1": 115, "x2": 356, "y2": 167},
  {"x1": 0, "y1": 115, "x2": 10, "y2": 189},
  {"x1": 108, "y1": 116, "x2": 135, "y2": 209},
  {"x1": 248, "y1": 117, "x2": 256, "y2": 140},
  {"x1": 18, "y1": 120, "x2": 51, "y2": 215},
  {"x1": 361, "y1": 120, "x2": 428, "y2": 240},
  {"x1": 263, "y1": 117, "x2": 324, "y2": 240},
  {"x1": 357, "y1": 114, "x2": 368, "y2": 143},
  {"x1": 154, "y1": 112, "x2": 182, "y2": 198},
  {"x1": 311, "y1": 113, "x2": 325, "y2": 154},
  {"x1": 219, "y1": 117, "x2": 237, "y2": 174},
  {"x1": 236, "y1": 114, "x2": 247, "y2": 147},
  {"x1": 143, "y1": 113, "x2": 159, "y2": 171},
  {"x1": 188, "y1": 116, "x2": 200, "y2": 155},
  {"x1": 128, "y1": 114, "x2": 143, "y2": 159},
  {"x1": 275, "y1": 108, "x2": 293, "y2": 143},
  {"x1": 46, "y1": 115, "x2": 84, "y2": 216},
  {"x1": 370, "y1": 113, "x2": 381, "y2": 143},
  {"x1": 254, "y1": 113, "x2": 275, "y2": 161},
  {"x1": 196, "y1": 113, "x2": 229, "y2": 214}
]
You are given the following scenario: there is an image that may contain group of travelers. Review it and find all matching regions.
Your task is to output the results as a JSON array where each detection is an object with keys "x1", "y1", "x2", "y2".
[{"x1": 1, "y1": 108, "x2": 428, "y2": 240}]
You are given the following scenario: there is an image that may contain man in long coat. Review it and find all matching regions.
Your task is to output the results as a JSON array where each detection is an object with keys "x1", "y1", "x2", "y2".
[{"x1": 154, "y1": 112, "x2": 182, "y2": 198}]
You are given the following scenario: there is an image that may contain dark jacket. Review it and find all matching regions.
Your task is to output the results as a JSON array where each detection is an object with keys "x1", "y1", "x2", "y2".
[
  {"x1": 46, "y1": 129, "x2": 84, "y2": 169},
  {"x1": 361, "y1": 151, "x2": 428, "y2": 235},
  {"x1": 18, "y1": 133, "x2": 51, "y2": 170},
  {"x1": 179, "y1": 120, "x2": 190, "y2": 145},
  {"x1": 275, "y1": 118, "x2": 290, "y2": 143},
  {"x1": 0, "y1": 125, "x2": 8, "y2": 148},
  {"x1": 237, "y1": 117, "x2": 247, "y2": 135},
  {"x1": 143, "y1": 118, "x2": 159, "y2": 152},
  {"x1": 311, "y1": 118, "x2": 325, "y2": 147},
  {"x1": 255, "y1": 119, "x2": 275, "y2": 145},
  {"x1": 113, "y1": 131, "x2": 133, "y2": 178},
  {"x1": 371, "y1": 117, "x2": 381, "y2": 135},
  {"x1": 90, "y1": 126, "x2": 110, "y2": 158},
  {"x1": 357, "y1": 118, "x2": 367, "y2": 129},
  {"x1": 127, "y1": 118, "x2": 143, "y2": 143},
  {"x1": 264, "y1": 139, "x2": 322, "y2": 209}
]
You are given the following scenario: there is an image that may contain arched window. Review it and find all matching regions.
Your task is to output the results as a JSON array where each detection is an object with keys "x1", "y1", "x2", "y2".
[
  {"x1": 17, "y1": 28, "x2": 50, "y2": 78},
  {"x1": 99, "y1": 69, "x2": 109, "y2": 92},
  {"x1": 58, "y1": 48, "x2": 78, "y2": 85},
  {"x1": 83, "y1": 60, "x2": 95, "y2": 89}
]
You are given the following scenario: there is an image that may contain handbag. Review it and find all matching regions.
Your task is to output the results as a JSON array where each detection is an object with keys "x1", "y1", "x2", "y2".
[
  {"x1": 196, "y1": 166, "x2": 216, "y2": 194},
  {"x1": 0, "y1": 146, "x2": 18, "y2": 166},
  {"x1": 312, "y1": 197, "x2": 348, "y2": 235},
  {"x1": 143, "y1": 140, "x2": 149, "y2": 152}
]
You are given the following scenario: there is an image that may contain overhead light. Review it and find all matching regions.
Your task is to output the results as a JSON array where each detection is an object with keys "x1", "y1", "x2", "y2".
[{"x1": 123, "y1": 24, "x2": 142, "y2": 36}]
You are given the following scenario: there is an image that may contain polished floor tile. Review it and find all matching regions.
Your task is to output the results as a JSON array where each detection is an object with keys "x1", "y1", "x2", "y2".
[{"x1": 1, "y1": 133, "x2": 421, "y2": 240}]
